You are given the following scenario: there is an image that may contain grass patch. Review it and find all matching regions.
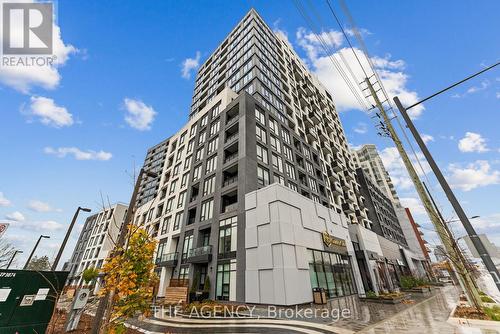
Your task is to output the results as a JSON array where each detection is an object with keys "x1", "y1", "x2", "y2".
[{"x1": 483, "y1": 306, "x2": 500, "y2": 321}]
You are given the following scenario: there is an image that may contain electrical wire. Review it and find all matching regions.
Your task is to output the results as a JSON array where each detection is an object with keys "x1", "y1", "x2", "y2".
[{"x1": 292, "y1": 0, "x2": 370, "y2": 111}]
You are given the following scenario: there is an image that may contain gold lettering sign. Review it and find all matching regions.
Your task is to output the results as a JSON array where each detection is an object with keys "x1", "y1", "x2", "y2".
[{"x1": 322, "y1": 231, "x2": 346, "y2": 248}]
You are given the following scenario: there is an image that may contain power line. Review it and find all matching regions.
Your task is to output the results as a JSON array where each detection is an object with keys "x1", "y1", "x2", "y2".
[{"x1": 292, "y1": 0, "x2": 369, "y2": 111}]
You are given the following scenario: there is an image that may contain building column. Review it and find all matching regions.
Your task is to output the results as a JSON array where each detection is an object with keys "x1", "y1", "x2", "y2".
[{"x1": 157, "y1": 267, "x2": 167, "y2": 298}]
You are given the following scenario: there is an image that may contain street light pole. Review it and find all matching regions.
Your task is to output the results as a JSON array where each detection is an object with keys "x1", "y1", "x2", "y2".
[
  {"x1": 394, "y1": 96, "x2": 500, "y2": 292},
  {"x1": 92, "y1": 168, "x2": 157, "y2": 334},
  {"x1": 24, "y1": 235, "x2": 50, "y2": 269},
  {"x1": 51, "y1": 206, "x2": 91, "y2": 271},
  {"x1": 7, "y1": 250, "x2": 23, "y2": 269}
]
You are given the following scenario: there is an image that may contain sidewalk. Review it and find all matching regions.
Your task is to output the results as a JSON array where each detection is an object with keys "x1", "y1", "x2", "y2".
[{"x1": 359, "y1": 286, "x2": 498, "y2": 334}]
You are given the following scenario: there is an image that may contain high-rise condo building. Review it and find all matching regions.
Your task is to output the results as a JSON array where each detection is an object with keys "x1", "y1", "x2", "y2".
[
  {"x1": 66, "y1": 203, "x2": 128, "y2": 291},
  {"x1": 132, "y1": 9, "x2": 418, "y2": 306},
  {"x1": 353, "y1": 144, "x2": 400, "y2": 206}
]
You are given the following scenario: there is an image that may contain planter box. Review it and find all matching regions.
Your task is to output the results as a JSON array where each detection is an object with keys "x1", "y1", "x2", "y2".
[
  {"x1": 448, "y1": 306, "x2": 500, "y2": 331},
  {"x1": 402, "y1": 287, "x2": 432, "y2": 296}
]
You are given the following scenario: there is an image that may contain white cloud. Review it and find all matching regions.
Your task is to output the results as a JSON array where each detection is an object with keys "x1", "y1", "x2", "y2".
[
  {"x1": 448, "y1": 160, "x2": 500, "y2": 191},
  {"x1": 296, "y1": 27, "x2": 343, "y2": 60},
  {"x1": 452, "y1": 80, "x2": 490, "y2": 98},
  {"x1": 296, "y1": 29, "x2": 424, "y2": 118},
  {"x1": 0, "y1": 192, "x2": 11, "y2": 207},
  {"x1": 181, "y1": 51, "x2": 201, "y2": 79},
  {"x1": 379, "y1": 146, "x2": 431, "y2": 190},
  {"x1": 24, "y1": 96, "x2": 73, "y2": 128},
  {"x1": 44, "y1": 147, "x2": 112, "y2": 161},
  {"x1": 400, "y1": 197, "x2": 426, "y2": 215},
  {"x1": 123, "y1": 98, "x2": 157, "y2": 131},
  {"x1": 472, "y1": 213, "x2": 500, "y2": 230},
  {"x1": 458, "y1": 132, "x2": 489, "y2": 153},
  {"x1": 1, "y1": 218, "x2": 63, "y2": 232},
  {"x1": 27, "y1": 200, "x2": 60, "y2": 213},
  {"x1": 353, "y1": 122, "x2": 368, "y2": 134},
  {"x1": 0, "y1": 0, "x2": 77, "y2": 93},
  {"x1": 421, "y1": 134, "x2": 435, "y2": 144},
  {"x1": 5, "y1": 211, "x2": 25, "y2": 222}
]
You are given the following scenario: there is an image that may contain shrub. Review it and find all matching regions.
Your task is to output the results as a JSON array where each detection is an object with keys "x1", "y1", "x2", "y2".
[
  {"x1": 400, "y1": 275, "x2": 416, "y2": 289},
  {"x1": 481, "y1": 295, "x2": 495, "y2": 303},
  {"x1": 483, "y1": 306, "x2": 500, "y2": 321},
  {"x1": 366, "y1": 290, "x2": 377, "y2": 298}
]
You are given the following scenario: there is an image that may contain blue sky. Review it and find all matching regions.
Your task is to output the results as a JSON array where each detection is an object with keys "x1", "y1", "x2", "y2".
[{"x1": 0, "y1": 0, "x2": 499, "y2": 267}]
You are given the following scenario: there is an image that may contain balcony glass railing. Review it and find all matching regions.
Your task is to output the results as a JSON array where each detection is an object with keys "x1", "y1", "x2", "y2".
[
  {"x1": 188, "y1": 245, "x2": 212, "y2": 258},
  {"x1": 156, "y1": 252, "x2": 178, "y2": 263},
  {"x1": 222, "y1": 176, "x2": 238, "y2": 187}
]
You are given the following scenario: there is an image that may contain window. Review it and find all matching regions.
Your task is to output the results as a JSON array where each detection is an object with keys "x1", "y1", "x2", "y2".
[
  {"x1": 256, "y1": 144, "x2": 268, "y2": 164},
  {"x1": 309, "y1": 178, "x2": 318, "y2": 192},
  {"x1": 200, "y1": 199, "x2": 214, "y2": 221},
  {"x1": 272, "y1": 153, "x2": 283, "y2": 172},
  {"x1": 285, "y1": 163, "x2": 296, "y2": 180},
  {"x1": 176, "y1": 149, "x2": 183, "y2": 161},
  {"x1": 306, "y1": 161, "x2": 314, "y2": 175},
  {"x1": 269, "y1": 118, "x2": 278, "y2": 134},
  {"x1": 255, "y1": 108, "x2": 265, "y2": 124},
  {"x1": 216, "y1": 260, "x2": 237, "y2": 301},
  {"x1": 257, "y1": 166, "x2": 270, "y2": 186},
  {"x1": 193, "y1": 164, "x2": 202, "y2": 181},
  {"x1": 182, "y1": 234, "x2": 193, "y2": 260},
  {"x1": 173, "y1": 163, "x2": 181, "y2": 176},
  {"x1": 181, "y1": 172, "x2": 189, "y2": 188},
  {"x1": 173, "y1": 212, "x2": 183, "y2": 230},
  {"x1": 184, "y1": 156, "x2": 192, "y2": 170},
  {"x1": 179, "y1": 131, "x2": 187, "y2": 145},
  {"x1": 206, "y1": 155, "x2": 217, "y2": 174},
  {"x1": 190, "y1": 124, "x2": 197, "y2": 136},
  {"x1": 208, "y1": 137, "x2": 219, "y2": 154},
  {"x1": 270, "y1": 135, "x2": 281, "y2": 153},
  {"x1": 210, "y1": 119, "x2": 220, "y2": 136},
  {"x1": 169, "y1": 180, "x2": 177, "y2": 194},
  {"x1": 187, "y1": 139, "x2": 194, "y2": 153},
  {"x1": 211, "y1": 103, "x2": 221, "y2": 117},
  {"x1": 161, "y1": 200, "x2": 173, "y2": 217},
  {"x1": 283, "y1": 145, "x2": 293, "y2": 160},
  {"x1": 281, "y1": 129, "x2": 291, "y2": 144},
  {"x1": 147, "y1": 208, "x2": 154, "y2": 222},
  {"x1": 203, "y1": 176, "x2": 216, "y2": 196},
  {"x1": 156, "y1": 204, "x2": 164, "y2": 218},
  {"x1": 195, "y1": 148, "x2": 203, "y2": 162},
  {"x1": 177, "y1": 191, "x2": 186, "y2": 208},
  {"x1": 218, "y1": 216, "x2": 237, "y2": 257},
  {"x1": 198, "y1": 131, "x2": 206, "y2": 145},
  {"x1": 273, "y1": 174, "x2": 285, "y2": 185},
  {"x1": 256, "y1": 125, "x2": 267, "y2": 144},
  {"x1": 200, "y1": 114, "x2": 208, "y2": 128},
  {"x1": 161, "y1": 216, "x2": 171, "y2": 234}
]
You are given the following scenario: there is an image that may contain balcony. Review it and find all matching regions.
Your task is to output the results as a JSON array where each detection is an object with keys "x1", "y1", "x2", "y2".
[
  {"x1": 308, "y1": 111, "x2": 321, "y2": 125},
  {"x1": 225, "y1": 132, "x2": 239, "y2": 145},
  {"x1": 222, "y1": 175, "x2": 238, "y2": 187},
  {"x1": 156, "y1": 252, "x2": 178, "y2": 267},
  {"x1": 224, "y1": 153, "x2": 238, "y2": 164},
  {"x1": 342, "y1": 202, "x2": 355, "y2": 214},
  {"x1": 187, "y1": 245, "x2": 212, "y2": 263}
]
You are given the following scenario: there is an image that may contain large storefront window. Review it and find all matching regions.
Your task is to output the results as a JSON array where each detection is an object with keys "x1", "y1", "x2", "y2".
[
  {"x1": 216, "y1": 259, "x2": 237, "y2": 301},
  {"x1": 308, "y1": 249, "x2": 356, "y2": 298}
]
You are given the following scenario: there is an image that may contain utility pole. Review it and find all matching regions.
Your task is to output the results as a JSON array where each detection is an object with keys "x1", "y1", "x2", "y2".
[
  {"x1": 92, "y1": 168, "x2": 157, "y2": 334},
  {"x1": 395, "y1": 96, "x2": 500, "y2": 292},
  {"x1": 365, "y1": 78, "x2": 482, "y2": 309}
]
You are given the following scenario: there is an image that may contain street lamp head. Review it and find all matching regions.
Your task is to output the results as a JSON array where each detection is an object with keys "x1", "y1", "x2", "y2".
[
  {"x1": 470, "y1": 215, "x2": 480, "y2": 219},
  {"x1": 41, "y1": 235, "x2": 50, "y2": 239},
  {"x1": 79, "y1": 207, "x2": 91, "y2": 212}
]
